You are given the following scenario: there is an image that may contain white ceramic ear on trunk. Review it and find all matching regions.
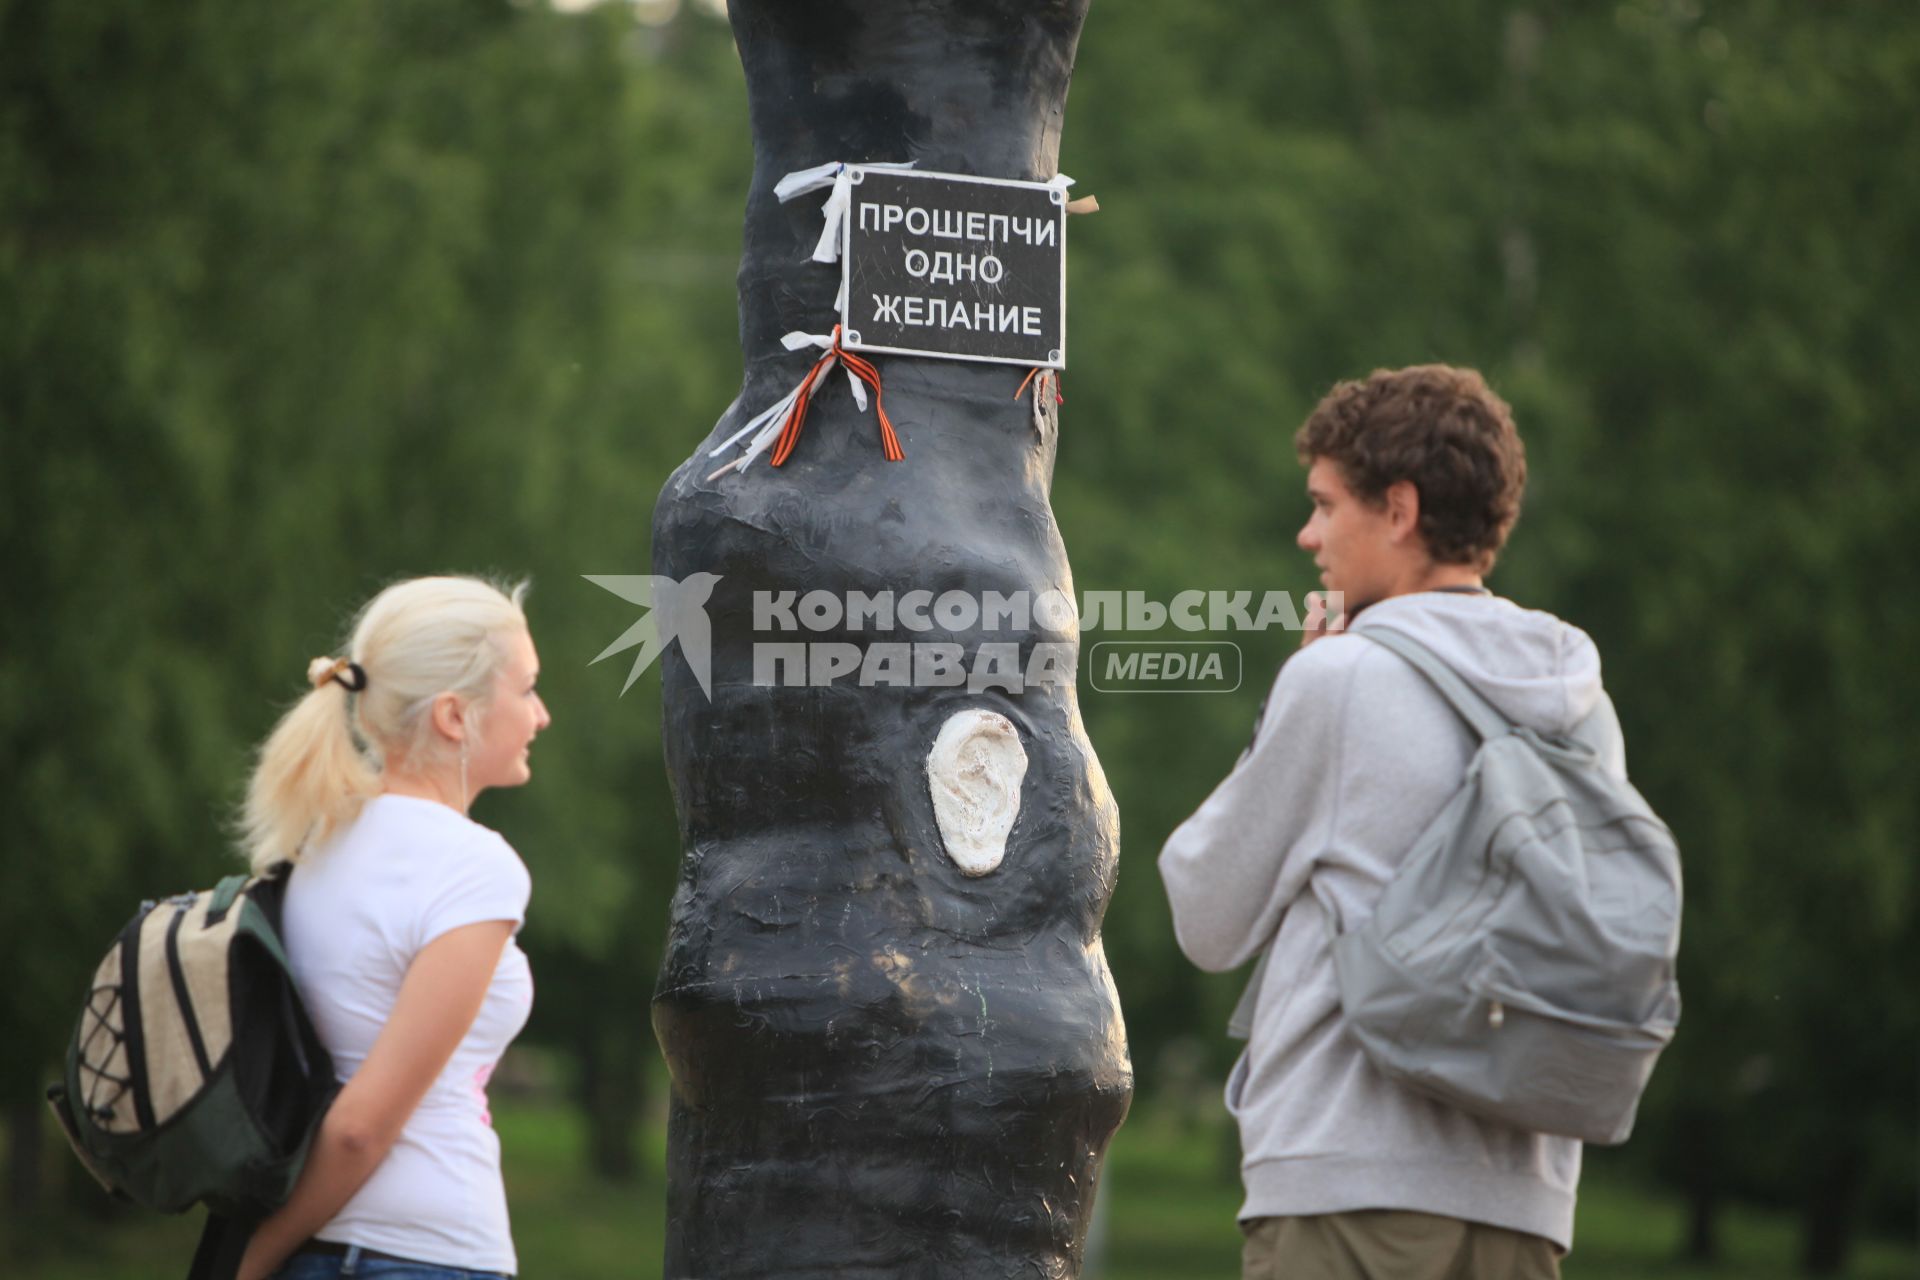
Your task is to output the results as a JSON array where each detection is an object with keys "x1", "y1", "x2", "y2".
[{"x1": 926, "y1": 709, "x2": 1028, "y2": 876}]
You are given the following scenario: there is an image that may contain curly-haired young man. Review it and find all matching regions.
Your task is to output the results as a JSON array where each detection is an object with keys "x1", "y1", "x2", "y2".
[{"x1": 1161, "y1": 365, "x2": 1624, "y2": 1279}]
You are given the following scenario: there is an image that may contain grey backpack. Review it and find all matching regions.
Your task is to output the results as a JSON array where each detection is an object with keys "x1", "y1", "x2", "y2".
[{"x1": 1328, "y1": 626, "x2": 1682, "y2": 1145}]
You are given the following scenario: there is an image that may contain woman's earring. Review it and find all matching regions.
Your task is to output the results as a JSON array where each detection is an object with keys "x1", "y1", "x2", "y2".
[{"x1": 459, "y1": 737, "x2": 472, "y2": 808}]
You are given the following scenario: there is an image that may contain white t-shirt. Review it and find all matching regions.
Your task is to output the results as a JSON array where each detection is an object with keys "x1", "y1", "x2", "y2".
[{"x1": 283, "y1": 794, "x2": 534, "y2": 1274}]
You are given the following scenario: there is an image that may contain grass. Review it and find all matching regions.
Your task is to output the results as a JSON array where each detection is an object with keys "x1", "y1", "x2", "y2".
[
  {"x1": 4, "y1": 1098, "x2": 1911, "y2": 1278},
  {"x1": 1098, "y1": 1108, "x2": 1917, "y2": 1280}
]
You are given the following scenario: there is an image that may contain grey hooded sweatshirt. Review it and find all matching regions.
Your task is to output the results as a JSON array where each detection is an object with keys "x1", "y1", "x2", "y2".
[{"x1": 1159, "y1": 590, "x2": 1626, "y2": 1251}]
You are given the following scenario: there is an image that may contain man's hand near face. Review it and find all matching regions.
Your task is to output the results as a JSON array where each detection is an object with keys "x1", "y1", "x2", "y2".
[{"x1": 1301, "y1": 590, "x2": 1346, "y2": 649}]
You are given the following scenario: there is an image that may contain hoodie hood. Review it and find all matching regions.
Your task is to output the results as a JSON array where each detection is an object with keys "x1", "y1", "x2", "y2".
[{"x1": 1349, "y1": 591, "x2": 1603, "y2": 736}]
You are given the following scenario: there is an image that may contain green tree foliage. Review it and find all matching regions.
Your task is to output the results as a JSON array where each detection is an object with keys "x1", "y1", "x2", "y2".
[
  {"x1": 1, "y1": 0, "x2": 749, "y2": 1182},
  {"x1": 1057, "y1": 0, "x2": 1917, "y2": 1268},
  {"x1": 3, "y1": 0, "x2": 1913, "y2": 1269}
]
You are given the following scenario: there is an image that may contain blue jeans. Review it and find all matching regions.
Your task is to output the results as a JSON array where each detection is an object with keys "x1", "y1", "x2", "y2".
[{"x1": 273, "y1": 1245, "x2": 512, "y2": 1280}]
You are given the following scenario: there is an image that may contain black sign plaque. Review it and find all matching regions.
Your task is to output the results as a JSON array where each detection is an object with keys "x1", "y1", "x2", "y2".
[{"x1": 840, "y1": 167, "x2": 1067, "y2": 369}]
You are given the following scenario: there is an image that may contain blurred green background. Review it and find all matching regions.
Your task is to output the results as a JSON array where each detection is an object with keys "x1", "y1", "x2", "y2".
[{"x1": 2, "y1": 0, "x2": 1914, "y2": 1276}]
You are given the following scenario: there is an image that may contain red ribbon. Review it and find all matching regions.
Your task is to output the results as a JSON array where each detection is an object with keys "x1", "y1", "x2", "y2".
[
  {"x1": 1014, "y1": 366, "x2": 1065, "y2": 405},
  {"x1": 771, "y1": 326, "x2": 905, "y2": 467}
]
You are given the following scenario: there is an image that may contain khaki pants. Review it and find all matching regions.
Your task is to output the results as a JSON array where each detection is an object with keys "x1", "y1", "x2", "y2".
[{"x1": 1241, "y1": 1211, "x2": 1561, "y2": 1280}]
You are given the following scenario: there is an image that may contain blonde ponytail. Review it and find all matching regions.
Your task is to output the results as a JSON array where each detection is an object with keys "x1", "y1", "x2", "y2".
[
  {"x1": 241, "y1": 680, "x2": 381, "y2": 872},
  {"x1": 241, "y1": 575, "x2": 529, "y2": 872}
]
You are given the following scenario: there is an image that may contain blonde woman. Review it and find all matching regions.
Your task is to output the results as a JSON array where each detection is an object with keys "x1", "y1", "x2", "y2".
[{"x1": 232, "y1": 577, "x2": 550, "y2": 1280}]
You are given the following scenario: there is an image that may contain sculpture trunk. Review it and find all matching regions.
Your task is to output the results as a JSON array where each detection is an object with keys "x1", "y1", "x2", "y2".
[{"x1": 650, "y1": 3, "x2": 1131, "y2": 1276}]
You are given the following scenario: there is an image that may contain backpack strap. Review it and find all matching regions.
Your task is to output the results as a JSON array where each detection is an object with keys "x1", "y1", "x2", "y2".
[
  {"x1": 206, "y1": 861, "x2": 294, "y2": 928},
  {"x1": 1358, "y1": 626, "x2": 1514, "y2": 743},
  {"x1": 1226, "y1": 950, "x2": 1268, "y2": 1041},
  {"x1": 205, "y1": 875, "x2": 252, "y2": 927},
  {"x1": 1225, "y1": 629, "x2": 1511, "y2": 1043}
]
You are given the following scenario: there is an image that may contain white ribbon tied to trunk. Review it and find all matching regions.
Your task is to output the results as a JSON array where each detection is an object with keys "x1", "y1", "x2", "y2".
[
  {"x1": 774, "y1": 159, "x2": 919, "y2": 266},
  {"x1": 707, "y1": 326, "x2": 910, "y2": 479},
  {"x1": 706, "y1": 330, "x2": 856, "y2": 478}
]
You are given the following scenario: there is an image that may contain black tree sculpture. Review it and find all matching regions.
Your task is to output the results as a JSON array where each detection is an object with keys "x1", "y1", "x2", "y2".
[{"x1": 650, "y1": 2, "x2": 1131, "y2": 1276}]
